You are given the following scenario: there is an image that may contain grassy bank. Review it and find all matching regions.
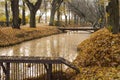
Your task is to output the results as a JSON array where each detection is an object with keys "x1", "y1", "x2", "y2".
[
  {"x1": 0, "y1": 25, "x2": 61, "y2": 47},
  {"x1": 66, "y1": 28, "x2": 120, "y2": 80}
]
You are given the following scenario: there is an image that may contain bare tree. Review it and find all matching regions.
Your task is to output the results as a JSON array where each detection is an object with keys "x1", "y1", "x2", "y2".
[
  {"x1": 38, "y1": 10, "x2": 44, "y2": 23},
  {"x1": 63, "y1": 2, "x2": 68, "y2": 25},
  {"x1": 38, "y1": 0, "x2": 48, "y2": 23},
  {"x1": 24, "y1": 0, "x2": 42, "y2": 28},
  {"x1": 68, "y1": 0, "x2": 104, "y2": 27},
  {"x1": 49, "y1": 0, "x2": 63, "y2": 26}
]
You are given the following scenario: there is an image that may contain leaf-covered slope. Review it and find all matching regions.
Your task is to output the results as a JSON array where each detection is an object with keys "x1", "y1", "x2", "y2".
[
  {"x1": 65, "y1": 28, "x2": 120, "y2": 80},
  {"x1": 76, "y1": 28, "x2": 120, "y2": 67}
]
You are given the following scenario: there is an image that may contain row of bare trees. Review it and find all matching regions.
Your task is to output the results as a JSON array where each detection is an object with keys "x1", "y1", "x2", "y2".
[
  {"x1": 67, "y1": 0, "x2": 105, "y2": 27},
  {"x1": 2, "y1": 0, "x2": 120, "y2": 33},
  {"x1": 68, "y1": 0, "x2": 120, "y2": 33},
  {"x1": 4, "y1": 0, "x2": 63, "y2": 29}
]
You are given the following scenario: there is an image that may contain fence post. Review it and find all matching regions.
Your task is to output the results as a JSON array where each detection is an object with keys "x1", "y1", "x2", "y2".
[
  {"x1": 5, "y1": 63, "x2": 10, "y2": 80},
  {"x1": 47, "y1": 64, "x2": 52, "y2": 80}
]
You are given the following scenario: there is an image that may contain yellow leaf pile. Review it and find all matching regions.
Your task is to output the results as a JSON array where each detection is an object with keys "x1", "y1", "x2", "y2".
[
  {"x1": 76, "y1": 28, "x2": 120, "y2": 67},
  {"x1": 68, "y1": 66, "x2": 120, "y2": 80},
  {"x1": 65, "y1": 28, "x2": 120, "y2": 80}
]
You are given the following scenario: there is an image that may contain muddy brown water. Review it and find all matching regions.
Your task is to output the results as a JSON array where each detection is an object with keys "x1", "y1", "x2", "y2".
[{"x1": 0, "y1": 31, "x2": 90, "y2": 62}]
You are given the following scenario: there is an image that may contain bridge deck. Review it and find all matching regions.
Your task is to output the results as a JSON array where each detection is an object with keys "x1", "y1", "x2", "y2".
[{"x1": 58, "y1": 27, "x2": 99, "y2": 31}]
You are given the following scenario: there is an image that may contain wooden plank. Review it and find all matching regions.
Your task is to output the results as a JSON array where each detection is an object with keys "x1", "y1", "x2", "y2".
[
  {"x1": 59, "y1": 58, "x2": 80, "y2": 73},
  {"x1": 0, "y1": 56, "x2": 61, "y2": 64}
]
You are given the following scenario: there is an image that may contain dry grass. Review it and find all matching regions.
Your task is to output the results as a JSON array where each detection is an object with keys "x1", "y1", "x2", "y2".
[
  {"x1": 0, "y1": 25, "x2": 61, "y2": 47},
  {"x1": 65, "y1": 28, "x2": 120, "y2": 80}
]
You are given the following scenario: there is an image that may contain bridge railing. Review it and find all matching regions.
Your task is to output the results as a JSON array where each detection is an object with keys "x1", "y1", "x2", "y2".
[
  {"x1": 58, "y1": 27, "x2": 100, "y2": 32},
  {"x1": 0, "y1": 56, "x2": 79, "y2": 80}
]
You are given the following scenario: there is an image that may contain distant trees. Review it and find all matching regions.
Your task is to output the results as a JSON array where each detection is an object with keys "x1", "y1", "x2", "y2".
[
  {"x1": 68, "y1": 0, "x2": 103, "y2": 27},
  {"x1": 63, "y1": 2, "x2": 68, "y2": 25},
  {"x1": 5, "y1": 0, "x2": 9, "y2": 26},
  {"x1": 0, "y1": 0, "x2": 9, "y2": 22},
  {"x1": 24, "y1": 0, "x2": 42, "y2": 28},
  {"x1": 68, "y1": 0, "x2": 120, "y2": 34},
  {"x1": 38, "y1": 0, "x2": 48, "y2": 23},
  {"x1": 49, "y1": 0, "x2": 63, "y2": 26},
  {"x1": 38, "y1": 10, "x2": 44, "y2": 23}
]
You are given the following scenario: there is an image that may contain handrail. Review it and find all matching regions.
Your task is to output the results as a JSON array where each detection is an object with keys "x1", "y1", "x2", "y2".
[
  {"x1": 59, "y1": 57, "x2": 80, "y2": 73},
  {"x1": 0, "y1": 56, "x2": 80, "y2": 74},
  {"x1": 0, "y1": 56, "x2": 62, "y2": 64},
  {"x1": 58, "y1": 27, "x2": 100, "y2": 32}
]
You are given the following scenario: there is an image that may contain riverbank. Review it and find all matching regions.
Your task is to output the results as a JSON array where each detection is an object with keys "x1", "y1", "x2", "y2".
[
  {"x1": 0, "y1": 25, "x2": 61, "y2": 47},
  {"x1": 66, "y1": 28, "x2": 120, "y2": 80}
]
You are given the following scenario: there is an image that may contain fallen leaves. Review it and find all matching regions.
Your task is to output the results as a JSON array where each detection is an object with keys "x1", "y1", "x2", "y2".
[
  {"x1": 76, "y1": 28, "x2": 120, "y2": 67},
  {"x1": 0, "y1": 26, "x2": 61, "y2": 47},
  {"x1": 69, "y1": 66, "x2": 120, "y2": 80},
  {"x1": 65, "y1": 28, "x2": 120, "y2": 80}
]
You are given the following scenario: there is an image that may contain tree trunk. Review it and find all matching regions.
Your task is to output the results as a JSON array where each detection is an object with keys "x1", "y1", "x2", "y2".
[
  {"x1": 65, "y1": 15, "x2": 67, "y2": 25},
  {"x1": 5, "y1": 0, "x2": 9, "y2": 27},
  {"x1": 49, "y1": 0, "x2": 63, "y2": 26},
  {"x1": 38, "y1": 15, "x2": 42, "y2": 23},
  {"x1": 118, "y1": 0, "x2": 120, "y2": 32},
  {"x1": 22, "y1": 1, "x2": 26, "y2": 25},
  {"x1": 45, "y1": 12, "x2": 47, "y2": 23},
  {"x1": 57, "y1": 9, "x2": 60, "y2": 21},
  {"x1": 25, "y1": 0, "x2": 42, "y2": 28},
  {"x1": 106, "y1": 0, "x2": 119, "y2": 34},
  {"x1": 44, "y1": 0, "x2": 47, "y2": 23},
  {"x1": 49, "y1": 8, "x2": 56, "y2": 26},
  {"x1": 11, "y1": 0, "x2": 20, "y2": 29},
  {"x1": 68, "y1": 9, "x2": 71, "y2": 24},
  {"x1": 57, "y1": 8, "x2": 60, "y2": 26},
  {"x1": 74, "y1": 14, "x2": 77, "y2": 24},
  {"x1": 30, "y1": 11, "x2": 36, "y2": 28}
]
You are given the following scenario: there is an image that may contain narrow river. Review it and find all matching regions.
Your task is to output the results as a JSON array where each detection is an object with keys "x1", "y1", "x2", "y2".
[{"x1": 0, "y1": 31, "x2": 90, "y2": 62}]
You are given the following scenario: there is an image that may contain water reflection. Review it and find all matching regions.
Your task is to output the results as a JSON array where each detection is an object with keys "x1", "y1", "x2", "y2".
[{"x1": 0, "y1": 31, "x2": 90, "y2": 62}]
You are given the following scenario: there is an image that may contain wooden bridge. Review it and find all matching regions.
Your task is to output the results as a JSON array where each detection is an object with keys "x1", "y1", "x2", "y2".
[
  {"x1": 58, "y1": 27, "x2": 100, "y2": 32},
  {"x1": 0, "y1": 56, "x2": 80, "y2": 80}
]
